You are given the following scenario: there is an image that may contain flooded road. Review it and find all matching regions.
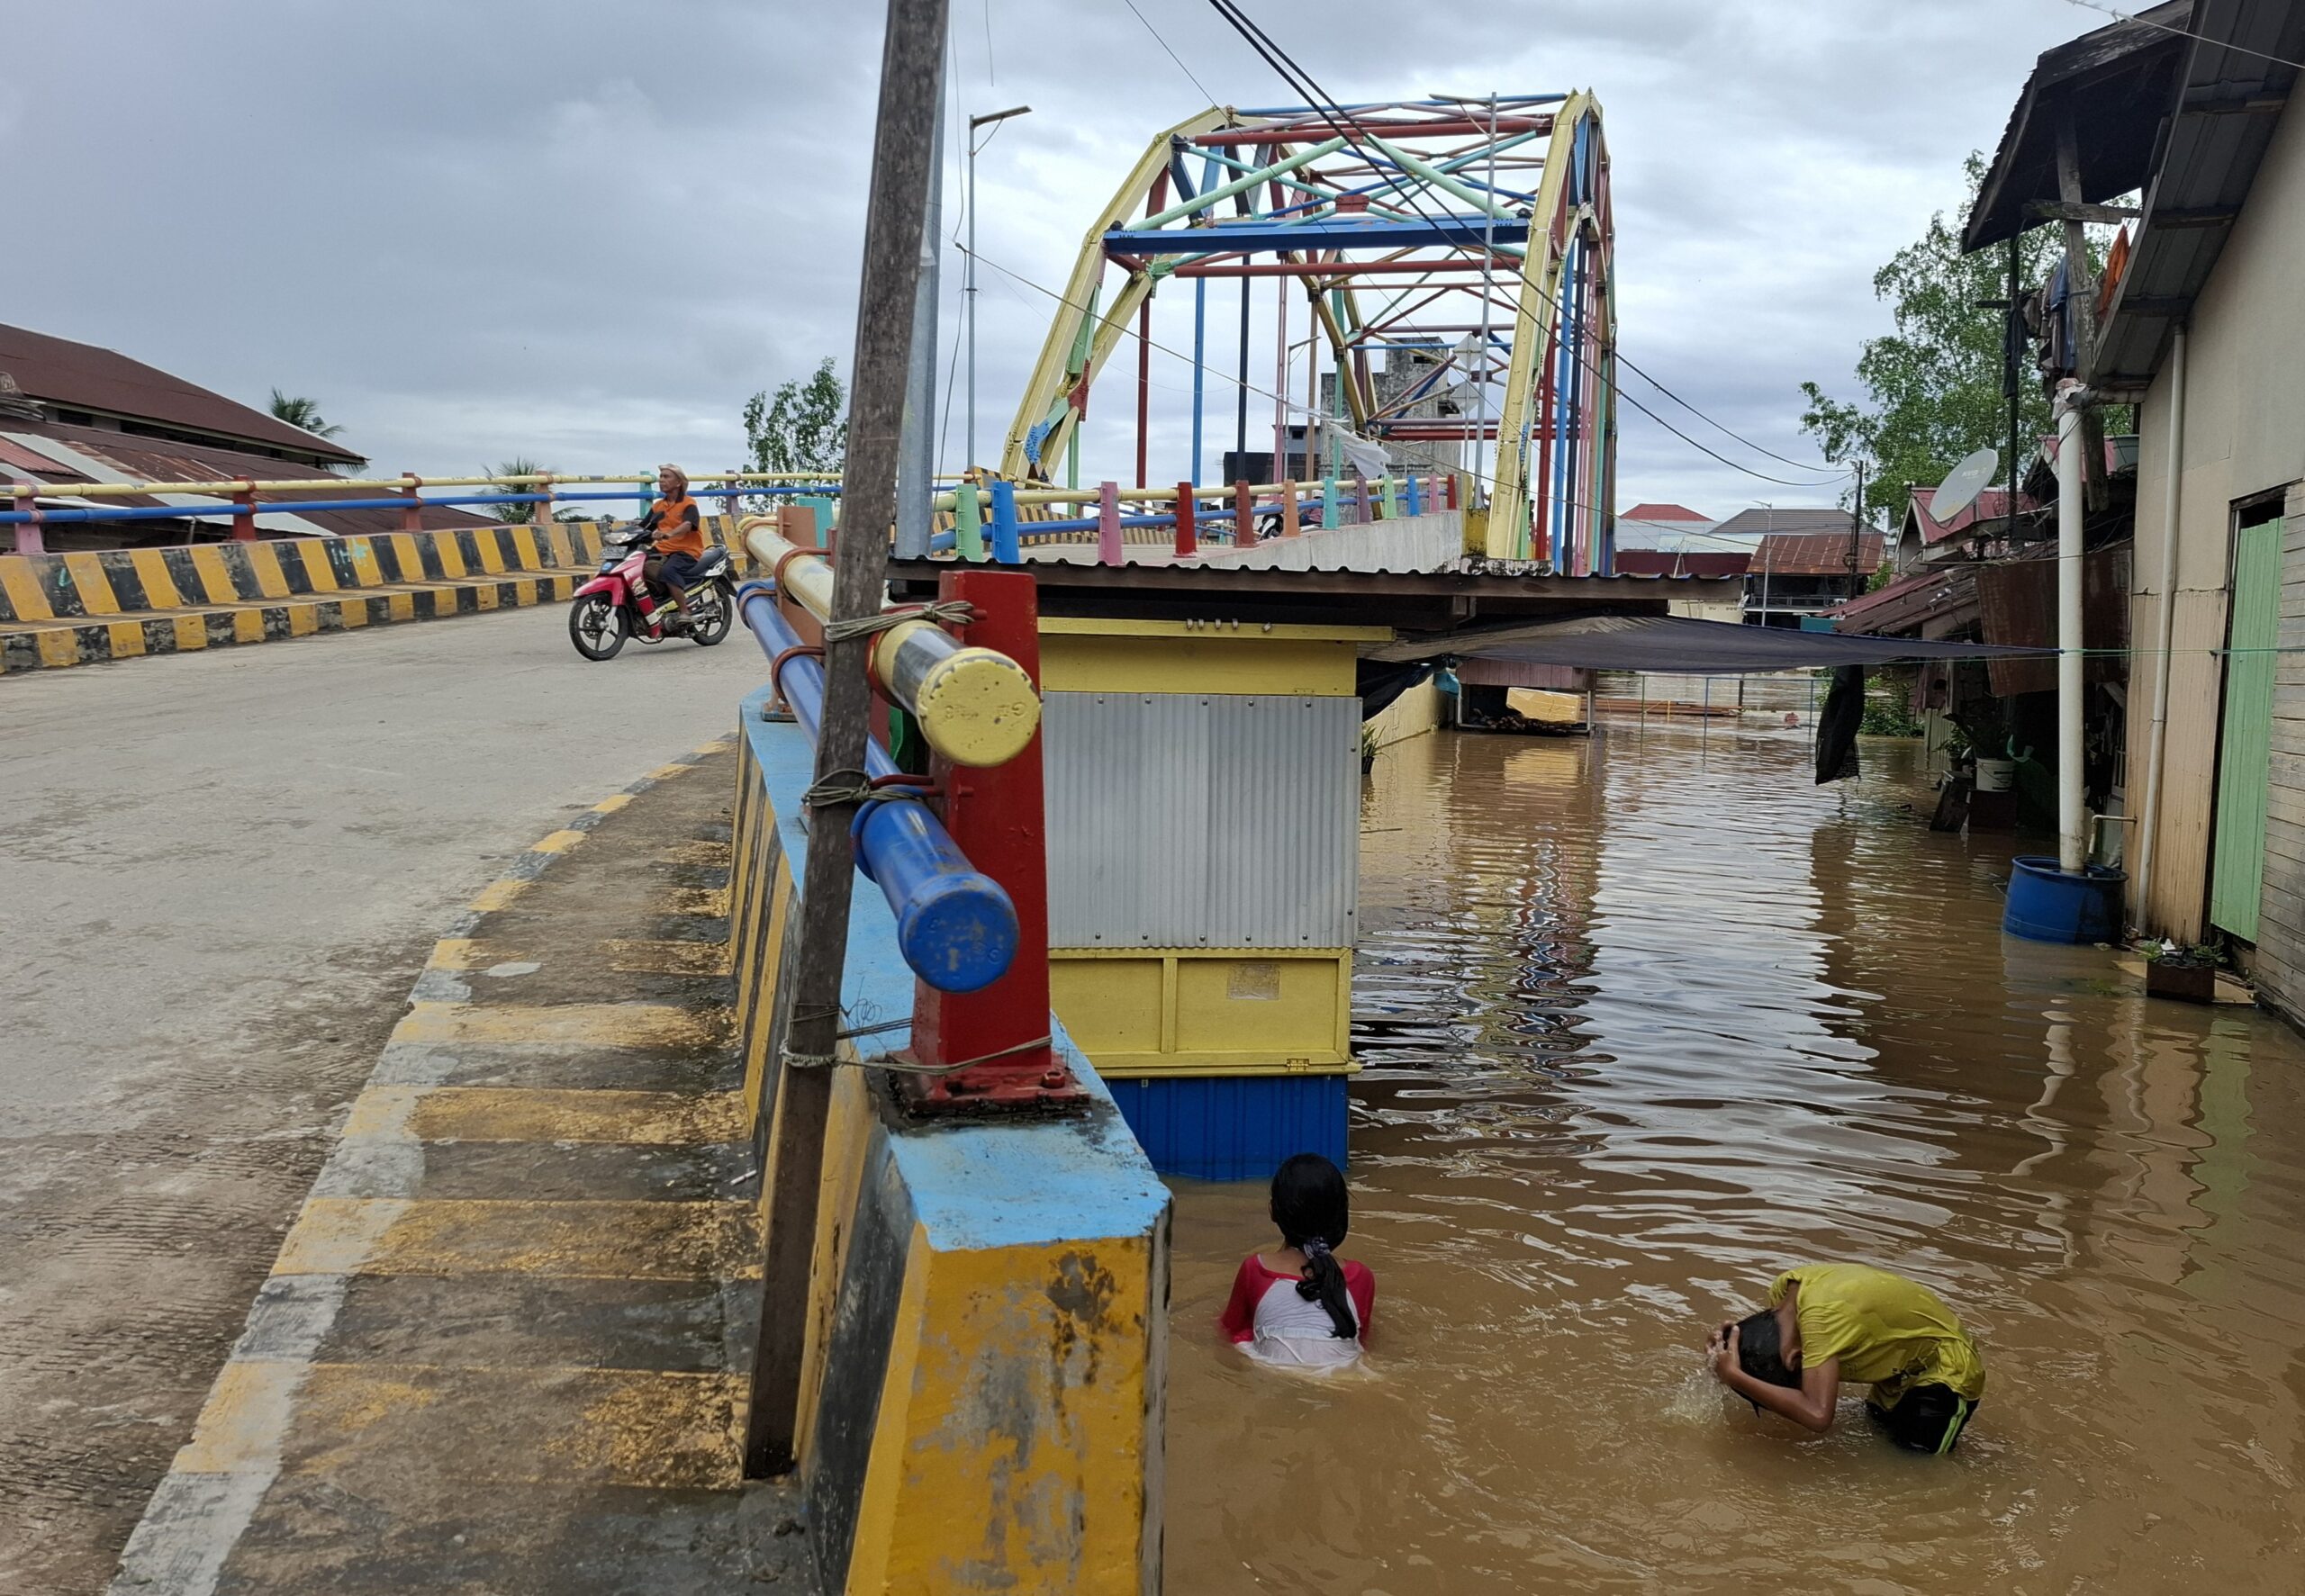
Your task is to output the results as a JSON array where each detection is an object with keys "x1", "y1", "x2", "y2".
[{"x1": 1164, "y1": 718, "x2": 2305, "y2": 1594}]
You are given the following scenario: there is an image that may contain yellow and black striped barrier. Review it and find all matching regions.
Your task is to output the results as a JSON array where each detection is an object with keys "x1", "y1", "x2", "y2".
[{"x1": 0, "y1": 516, "x2": 750, "y2": 675}]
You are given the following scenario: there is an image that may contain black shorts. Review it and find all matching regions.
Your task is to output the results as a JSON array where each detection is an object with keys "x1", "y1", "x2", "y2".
[
  {"x1": 652, "y1": 550, "x2": 703, "y2": 590},
  {"x1": 1868, "y1": 1384, "x2": 1977, "y2": 1454}
]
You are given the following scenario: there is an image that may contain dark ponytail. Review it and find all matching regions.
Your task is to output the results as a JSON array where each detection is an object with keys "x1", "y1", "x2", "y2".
[{"x1": 1271, "y1": 1153, "x2": 1357, "y2": 1339}]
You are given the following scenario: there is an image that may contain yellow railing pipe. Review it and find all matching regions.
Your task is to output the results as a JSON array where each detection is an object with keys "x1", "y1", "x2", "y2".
[{"x1": 740, "y1": 516, "x2": 1040, "y2": 768}]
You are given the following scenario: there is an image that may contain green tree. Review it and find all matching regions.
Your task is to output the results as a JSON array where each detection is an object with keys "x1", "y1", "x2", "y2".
[
  {"x1": 267, "y1": 389, "x2": 343, "y2": 440},
  {"x1": 482, "y1": 456, "x2": 586, "y2": 522},
  {"x1": 1800, "y1": 154, "x2": 2063, "y2": 527},
  {"x1": 743, "y1": 359, "x2": 847, "y2": 482}
]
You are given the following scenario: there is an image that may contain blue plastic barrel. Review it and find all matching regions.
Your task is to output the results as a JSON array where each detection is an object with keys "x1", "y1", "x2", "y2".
[{"x1": 2003, "y1": 855, "x2": 2126, "y2": 942}]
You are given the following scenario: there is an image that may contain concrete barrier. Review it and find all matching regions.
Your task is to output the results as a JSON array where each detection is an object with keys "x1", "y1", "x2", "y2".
[
  {"x1": 0, "y1": 515, "x2": 751, "y2": 674},
  {"x1": 729, "y1": 681, "x2": 1171, "y2": 1594}
]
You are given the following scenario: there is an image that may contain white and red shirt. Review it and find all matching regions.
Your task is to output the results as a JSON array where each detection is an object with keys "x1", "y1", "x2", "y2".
[{"x1": 1218, "y1": 1253, "x2": 1377, "y2": 1369}]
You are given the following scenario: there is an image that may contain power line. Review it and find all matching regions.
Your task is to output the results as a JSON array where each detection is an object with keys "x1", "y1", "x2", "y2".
[
  {"x1": 2056, "y1": 0, "x2": 2305, "y2": 73},
  {"x1": 960, "y1": 239, "x2": 1838, "y2": 533},
  {"x1": 1120, "y1": 0, "x2": 1218, "y2": 105},
  {"x1": 1614, "y1": 351, "x2": 1841, "y2": 473}
]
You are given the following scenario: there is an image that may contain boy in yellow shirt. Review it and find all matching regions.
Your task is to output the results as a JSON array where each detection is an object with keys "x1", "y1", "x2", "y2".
[{"x1": 1705, "y1": 1262, "x2": 1985, "y2": 1454}]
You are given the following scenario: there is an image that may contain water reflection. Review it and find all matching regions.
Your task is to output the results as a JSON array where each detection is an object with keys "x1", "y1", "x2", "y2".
[{"x1": 1164, "y1": 720, "x2": 2305, "y2": 1594}]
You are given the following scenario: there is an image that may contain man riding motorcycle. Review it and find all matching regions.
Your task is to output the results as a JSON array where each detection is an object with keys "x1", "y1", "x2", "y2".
[{"x1": 637, "y1": 464, "x2": 706, "y2": 629}]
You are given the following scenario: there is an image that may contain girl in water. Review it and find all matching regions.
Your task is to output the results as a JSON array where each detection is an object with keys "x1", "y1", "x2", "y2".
[{"x1": 1218, "y1": 1153, "x2": 1376, "y2": 1369}]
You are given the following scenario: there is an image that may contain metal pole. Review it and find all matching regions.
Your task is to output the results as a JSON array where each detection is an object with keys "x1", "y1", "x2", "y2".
[
  {"x1": 2134, "y1": 325, "x2": 2188, "y2": 927},
  {"x1": 1192, "y1": 276, "x2": 1207, "y2": 486},
  {"x1": 2055, "y1": 381, "x2": 2088, "y2": 874},
  {"x1": 894, "y1": 66, "x2": 946, "y2": 559},
  {"x1": 746, "y1": 0, "x2": 947, "y2": 1480},
  {"x1": 1469, "y1": 91, "x2": 1497, "y2": 507},
  {"x1": 967, "y1": 124, "x2": 977, "y2": 471}
]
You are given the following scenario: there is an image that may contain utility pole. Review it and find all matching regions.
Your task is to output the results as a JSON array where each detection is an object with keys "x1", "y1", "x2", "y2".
[
  {"x1": 894, "y1": 68, "x2": 947, "y2": 560},
  {"x1": 967, "y1": 104, "x2": 1032, "y2": 473},
  {"x1": 745, "y1": 0, "x2": 947, "y2": 1479},
  {"x1": 1849, "y1": 460, "x2": 1867, "y2": 601}
]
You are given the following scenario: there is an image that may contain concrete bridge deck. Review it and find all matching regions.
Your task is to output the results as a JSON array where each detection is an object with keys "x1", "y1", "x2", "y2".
[{"x1": 0, "y1": 603, "x2": 769, "y2": 1593}]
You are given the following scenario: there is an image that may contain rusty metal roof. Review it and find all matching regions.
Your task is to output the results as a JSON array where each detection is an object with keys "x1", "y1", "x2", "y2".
[
  {"x1": 10, "y1": 420, "x2": 493, "y2": 536},
  {"x1": 0, "y1": 322, "x2": 364, "y2": 465},
  {"x1": 888, "y1": 555, "x2": 1732, "y2": 642},
  {"x1": 1752, "y1": 531, "x2": 1885, "y2": 575},
  {"x1": 1613, "y1": 549, "x2": 1749, "y2": 578}
]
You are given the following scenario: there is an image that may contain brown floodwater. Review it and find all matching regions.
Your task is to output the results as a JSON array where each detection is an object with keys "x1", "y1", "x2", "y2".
[{"x1": 1162, "y1": 717, "x2": 2305, "y2": 1595}]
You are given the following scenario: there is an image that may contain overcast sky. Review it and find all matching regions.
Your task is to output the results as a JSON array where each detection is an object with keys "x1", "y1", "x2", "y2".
[{"x1": 8, "y1": 0, "x2": 2106, "y2": 520}]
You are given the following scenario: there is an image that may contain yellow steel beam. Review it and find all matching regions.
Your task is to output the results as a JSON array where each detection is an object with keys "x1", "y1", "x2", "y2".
[
  {"x1": 1488, "y1": 92, "x2": 1600, "y2": 559},
  {"x1": 1001, "y1": 106, "x2": 1237, "y2": 482}
]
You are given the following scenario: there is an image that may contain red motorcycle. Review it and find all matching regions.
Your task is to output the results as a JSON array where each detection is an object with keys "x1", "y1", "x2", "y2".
[{"x1": 567, "y1": 528, "x2": 736, "y2": 660}]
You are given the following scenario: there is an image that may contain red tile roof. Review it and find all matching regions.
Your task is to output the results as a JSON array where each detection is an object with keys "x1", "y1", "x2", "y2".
[
  {"x1": 1619, "y1": 501, "x2": 1711, "y2": 522},
  {"x1": 0, "y1": 322, "x2": 363, "y2": 464}
]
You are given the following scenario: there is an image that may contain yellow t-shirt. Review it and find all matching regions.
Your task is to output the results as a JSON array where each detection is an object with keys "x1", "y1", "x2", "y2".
[{"x1": 1770, "y1": 1264, "x2": 1985, "y2": 1407}]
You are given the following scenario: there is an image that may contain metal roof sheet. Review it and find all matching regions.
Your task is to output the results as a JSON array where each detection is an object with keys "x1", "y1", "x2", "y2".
[
  {"x1": 1963, "y1": 1, "x2": 2191, "y2": 251},
  {"x1": 2094, "y1": 0, "x2": 2305, "y2": 389},
  {"x1": 0, "y1": 322, "x2": 364, "y2": 464},
  {"x1": 1751, "y1": 531, "x2": 1886, "y2": 574}
]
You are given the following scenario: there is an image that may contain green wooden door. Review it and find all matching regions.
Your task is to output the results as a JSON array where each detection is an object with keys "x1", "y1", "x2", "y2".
[{"x1": 2210, "y1": 518, "x2": 2280, "y2": 940}]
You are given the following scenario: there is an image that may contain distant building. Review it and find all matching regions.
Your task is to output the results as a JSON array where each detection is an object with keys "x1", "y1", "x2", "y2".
[
  {"x1": 1747, "y1": 530, "x2": 1885, "y2": 627},
  {"x1": 1614, "y1": 545, "x2": 1748, "y2": 623},
  {"x1": 1614, "y1": 501, "x2": 1717, "y2": 552},
  {"x1": 0, "y1": 321, "x2": 488, "y2": 551},
  {"x1": 1895, "y1": 486, "x2": 2038, "y2": 572}
]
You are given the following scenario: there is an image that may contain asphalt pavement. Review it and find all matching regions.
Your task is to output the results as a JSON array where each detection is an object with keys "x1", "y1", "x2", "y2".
[{"x1": 0, "y1": 604, "x2": 771, "y2": 1594}]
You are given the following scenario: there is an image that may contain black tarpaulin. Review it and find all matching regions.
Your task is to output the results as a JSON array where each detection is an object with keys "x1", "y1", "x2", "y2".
[{"x1": 1371, "y1": 613, "x2": 2029, "y2": 671}]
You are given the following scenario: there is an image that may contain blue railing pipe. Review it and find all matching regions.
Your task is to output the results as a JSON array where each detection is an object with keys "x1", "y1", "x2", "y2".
[{"x1": 735, "y1": 580, "x2": 1017, "y2": 994}]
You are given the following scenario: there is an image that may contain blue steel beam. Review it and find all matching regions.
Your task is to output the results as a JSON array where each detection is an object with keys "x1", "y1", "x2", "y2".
[{"x1": 1104, "y1": 214, "x2": 1531, "y2": 256}]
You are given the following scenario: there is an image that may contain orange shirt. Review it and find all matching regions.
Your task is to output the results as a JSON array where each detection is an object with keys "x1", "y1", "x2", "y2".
[{"x1": 649, "y1": 494, "x2": 705, "y2": 556}]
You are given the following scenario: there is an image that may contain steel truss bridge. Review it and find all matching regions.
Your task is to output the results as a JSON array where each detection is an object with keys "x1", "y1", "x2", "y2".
[{"x1": 1001, "y1": 94, "x2": 1615, "y2": 568}]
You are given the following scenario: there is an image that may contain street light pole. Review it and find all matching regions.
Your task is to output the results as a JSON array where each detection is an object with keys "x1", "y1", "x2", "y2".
[{"x1": 967, "y1": 104, "x2": 1031, "y2": 472}]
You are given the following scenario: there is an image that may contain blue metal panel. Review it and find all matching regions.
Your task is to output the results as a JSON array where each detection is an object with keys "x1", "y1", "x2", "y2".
[
  {"x1": 1111, "y1": 1074, "x2": 1350, "y2": 1182},
  {"x1": 1103, "y1": 215, "x2": 1531, "y2": 256}
]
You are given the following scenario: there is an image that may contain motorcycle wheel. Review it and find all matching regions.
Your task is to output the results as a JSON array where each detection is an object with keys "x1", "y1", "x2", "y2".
[
  {"x1": 688, "y1": 584, "x2": 735, "y2": 646},
  {"x1": 568, "y1": 594, "x2": 628, "y2": 660}
]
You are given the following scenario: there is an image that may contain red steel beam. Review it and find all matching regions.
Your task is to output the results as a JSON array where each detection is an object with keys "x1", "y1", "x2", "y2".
[{"x1": 1194, "y1": 119, "x2": 1550, "y2": 146}]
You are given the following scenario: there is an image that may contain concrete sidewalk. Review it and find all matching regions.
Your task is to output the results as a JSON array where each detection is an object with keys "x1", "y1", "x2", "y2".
[{"x1": 108, "y1": 740, "x2": 815, "y2": 1595}]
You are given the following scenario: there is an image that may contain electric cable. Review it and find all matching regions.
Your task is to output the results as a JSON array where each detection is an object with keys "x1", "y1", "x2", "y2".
[
  {"x1": 1120, "y1": 0, "x2": 1220, "y2": 105},
  {"x1": 2056, "y1": 0, "x2": 2305, "y2": 72}
]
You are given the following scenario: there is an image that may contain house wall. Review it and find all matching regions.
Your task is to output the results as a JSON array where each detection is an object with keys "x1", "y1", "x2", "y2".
[
  {"x1": 2255, "y1": 483, "x2": 2305, "y2": 1020},
  {"x1": 2126, "y1": 94, "x2": 2305, "y2": 942}
]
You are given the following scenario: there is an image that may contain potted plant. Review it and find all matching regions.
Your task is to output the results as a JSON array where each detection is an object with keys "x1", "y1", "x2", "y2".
[{"x1": 2144, "y1": 942, "x2": 2219, "y2": 1004}]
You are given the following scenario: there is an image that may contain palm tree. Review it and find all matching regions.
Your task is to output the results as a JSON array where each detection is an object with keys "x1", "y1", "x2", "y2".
[
  {"x1": 487, "y1": 457, "x2": 549, "y2": 523},
  {"x1": 268, "y1": 390, "x2": 343, "y2": 440}
]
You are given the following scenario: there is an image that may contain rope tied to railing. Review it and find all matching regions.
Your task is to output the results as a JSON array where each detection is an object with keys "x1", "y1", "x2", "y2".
[
  {"x1": 781, "y1": 1032, "x2": 1054, "y2": 1077},
  {"x1": 818, "y1": 599, "x2": 977, "y2": 645}
]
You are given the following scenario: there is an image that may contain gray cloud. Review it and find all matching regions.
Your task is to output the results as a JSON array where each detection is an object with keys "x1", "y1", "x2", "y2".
[{"x1": 9, "y1": 0, "x2": 2090, "y2": 514}]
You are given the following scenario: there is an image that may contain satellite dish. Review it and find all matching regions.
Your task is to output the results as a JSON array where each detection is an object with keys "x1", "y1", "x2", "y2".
[{"x1": 1932, "y1": 447, "x2": 2000, "y2": 520}]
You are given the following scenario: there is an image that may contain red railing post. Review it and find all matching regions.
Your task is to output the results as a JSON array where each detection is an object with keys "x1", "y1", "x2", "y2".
[
  {"x1": 903, "y1": 567, "x2": 1080, "y2": 1110},
  {"x1": 1098, "y1": 481, "x2": 1122, "y2": 565},
  {"x1": 399, "y1": 474, "x2": 424, "y2": 533},
  {"x1": 230, "y1": 481, "x2": 258, "y2": 541},
  {"x1": 1234, "y1": 478, "x2": 1257, "y2": 546},
  {"x1": 1279, "y1": 479, "x2": 1300, "y2": 538},
  {"x1": 11, "y1": 482, "x2": 41, "y2": 555},
  {"x1": 1173, "y1": 482, "x2": 1197, "y2": 557}
]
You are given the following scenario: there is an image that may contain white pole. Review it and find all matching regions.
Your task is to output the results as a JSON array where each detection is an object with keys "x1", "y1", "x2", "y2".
[
  {"x1": 2133, "y1": 326, "x2": 2187, "y2": 925},
  {"x1": 2056, "y1": 380, "x2": 2089, "y2": 874}
]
